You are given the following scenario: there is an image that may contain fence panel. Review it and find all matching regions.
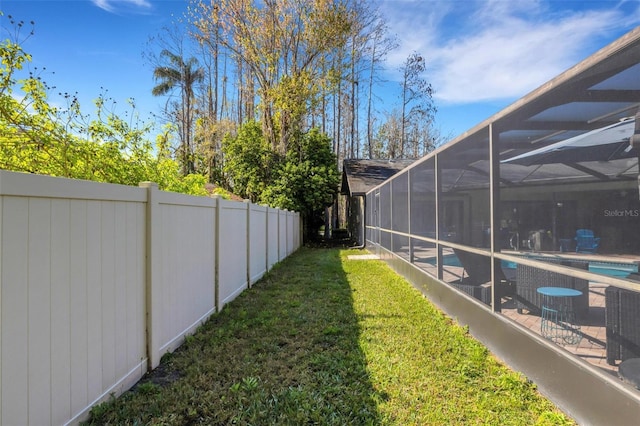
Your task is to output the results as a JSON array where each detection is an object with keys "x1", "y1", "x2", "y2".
[
  {"x1": 249, "y1": 204, "x2": 268, "y2": 285},
  {"x1": 279, "y1": 210, "x2": 287, "y2": 261},
  {"x1": 0, "y1": 171, "x2": 300, "y2": 425},
  {"x1": 0, "y1": 172, "x2": 147, "y2": 426},
  {"x1": 292, "y1": 212, "x2": 299, "y2": 252},
  {"x1": 155, "y1": 190, "x2": 216, "y2": 361},
  {"x1": 218, "y1": 199, "x2": 249, "y2": 308},
  {"x1": 267, "y1": 208, "x2": 280, "y2": 269},
  {"x1": 287, "y1": 212, "x2": 294, "y2": 256}
]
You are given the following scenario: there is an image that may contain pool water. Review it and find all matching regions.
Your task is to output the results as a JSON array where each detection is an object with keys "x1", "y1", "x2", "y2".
[
  {"x1": 499, "y1": 260, "x2": 637, "y2": 279},
  {"x1": 426, "y1": 256, "x2": 637, "y2": 279},
  {"x1": 589, "y1": 262, "x2": 638, "y2": 278},
  {"x1": 502, "y1": 260, "x2": 518, "y2": 270},
  {"x1": 424, "y1": 253, "x2": 463, "y2": 267}
]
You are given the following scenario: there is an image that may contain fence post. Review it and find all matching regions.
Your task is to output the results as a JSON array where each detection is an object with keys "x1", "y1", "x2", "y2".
[
  {"x1": 244, "y1": 199, "x2": 251, "y2": 288},
  {"x1": 278, "y1": 209, "x2": 282, "y2": 261},
  {"x1": 213, "y1": 195, "x2": 220, "y2": 313},
  {"x1": 264, "y1": 207, "x2": 269, "y2": 272},
  {"x1": 285, "y1": 210, "x2": 290, "y2": 256},
  {"x1": 139, "y1": 182, "x2": 161, "y2": 370}
]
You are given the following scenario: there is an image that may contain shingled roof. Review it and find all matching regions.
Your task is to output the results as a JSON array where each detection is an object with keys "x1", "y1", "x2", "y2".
[{"x1": 341, "y1": 159, "x2": 416, "y2": 196}]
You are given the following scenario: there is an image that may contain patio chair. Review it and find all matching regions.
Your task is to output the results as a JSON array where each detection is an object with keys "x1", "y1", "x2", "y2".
[
  {"x1": 450, "y1": 248, "x2": 510, "y2": 305},
  {"x1": 575, "y1": 229, "x2": 600, "y2": 253},
  {"x1": 453, "y1": 248, "x2": 494, "y2": 285}
]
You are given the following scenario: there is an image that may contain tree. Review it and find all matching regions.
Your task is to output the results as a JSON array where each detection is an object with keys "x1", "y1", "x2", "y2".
[
  {"x1": 375, "y1": 110, "x2": 402, "y2": 159},
  {"x1": 343, "y1": 0, "x2": 388, "y2": 160},
  {"x1": 262, "y1": 128, "x2": 339, "y2": 240},
  {"x1": 365, "y1": 17, "x2": 398, "y2": 158},
  {"x1": 192, "y1": 0, "x2": 355, "y2": 155},
  {"x1": 221, "y1": 121, "x2": 339, "y2": 241},
  {"x1": 399, "y1": 52, "x2": 436, "y2": 157},
  {"x1": 221, "y1": 120, "x2": 276, "y2": 202},
  {"x1": 152, "y1": 49, "x2": 204, "y2": 175},
  {"x1": 194, "y1": 34, "x2": 223, "y2": 184}
]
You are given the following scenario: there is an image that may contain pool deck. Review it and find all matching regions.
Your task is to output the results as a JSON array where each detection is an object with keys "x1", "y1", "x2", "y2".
[
  {"x1": 501, "y1": 284, "x2": 615, "y2": 374},
  {"x1": 410, "y1": 247, "x2": 640, "y2": 378}
]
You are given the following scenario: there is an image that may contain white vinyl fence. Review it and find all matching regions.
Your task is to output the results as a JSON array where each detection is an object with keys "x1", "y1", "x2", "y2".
[{"x1": 0, "y1": 171, "x2": 301, "y2": 426}]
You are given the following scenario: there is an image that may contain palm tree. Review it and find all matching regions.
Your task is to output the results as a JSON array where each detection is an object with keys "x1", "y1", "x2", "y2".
[{"x1": 152, "y1": 50, "x2": 204, "y2": 175}]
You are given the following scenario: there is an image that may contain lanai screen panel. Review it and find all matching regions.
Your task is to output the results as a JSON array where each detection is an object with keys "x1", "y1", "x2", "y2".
[
  {"x1": 365, "y1": 192, "x2": 373, "y2": 243},
  {"x1": 409, "y1": 158, "x2": 436, "y2": 240},
  {"x1": 438, "y1": 134, "x2": 491, "y2": 248},
  {"x1": 379, "y1": 183, "x2": 392, "y2": 251},
  {"x1": 391, "y1": 171, "x2": 409, "y2": 258}
]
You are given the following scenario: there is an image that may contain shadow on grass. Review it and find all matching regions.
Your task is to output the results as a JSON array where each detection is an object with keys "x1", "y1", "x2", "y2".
[
  {"x1": 86, "y1": 246, "x2": 574, "y2": 425},
  {"x1": 85, "y1": 247, "x2": 382, "y2": 425}
]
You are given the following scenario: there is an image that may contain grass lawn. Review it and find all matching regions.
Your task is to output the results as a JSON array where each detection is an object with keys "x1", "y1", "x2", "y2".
[{"x1": 85, "y1": 247, "x2": 574, "y2": 425}]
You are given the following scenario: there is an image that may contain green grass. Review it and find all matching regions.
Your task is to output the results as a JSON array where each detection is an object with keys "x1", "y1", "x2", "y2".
[{"x1": 85, "y1": 247, "x2": 574, "y2": 425}]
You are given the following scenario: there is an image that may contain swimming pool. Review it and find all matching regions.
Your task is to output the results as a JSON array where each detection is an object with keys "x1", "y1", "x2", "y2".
[
  {"x1": 588, "y1": 262, "x2": 638, "y2": 278},
  {"x1": 500, "y1": 259, "x2": 638, "y2": 279},
  {"x1": 425, "y1": 255, "x2": 638, "y2": 279},
  {"x1": 424, "y1": 253, "x2": 463, "y2": 267}
]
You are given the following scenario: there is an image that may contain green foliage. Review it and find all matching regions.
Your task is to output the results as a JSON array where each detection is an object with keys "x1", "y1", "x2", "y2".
[
  {"x1": 261, "y1": 153, "x2": 338, "y2": 213},
  {"x1": 262, "y1": 128, "x2": 339, "y2": 229},
  {"x1": 0, "y1": 35, "x2": 74, "y2": 176},
  {"x1": 0, "y1": 34, "x2": 207, "y2": 196},
  {"x1": 223, "y1": 121, "x2": 338, "y2": 236},
  {"x1": 209, "y1": 186, "x2": 234, "y2": 200},
  {"x1": 221, "y1": 121, "x2": 277, "y2": 202}
]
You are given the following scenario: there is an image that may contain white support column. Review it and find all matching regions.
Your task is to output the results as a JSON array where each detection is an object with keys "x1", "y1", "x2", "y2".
[
  {"x1": 265, "y1": 206, "x2": 270, "y2": 273},
  {"x1": 435, "y1": 155, "x2": 443, "y2": 280},
  {"x1": 408, "y1": 170, "x2": 413, "y2": 263},
  {"x1": 139, "y1": 182, "x2": 161, "y2": 370},
  {"x1": 244, "y1": 199, "x2": 251, "y2": 288},
  {"x1": 213, "y1": 195, "x2": 220, "y2": 313},
  {"x1": 489, "y1": 123, "x2": 502, "y2": 313}
]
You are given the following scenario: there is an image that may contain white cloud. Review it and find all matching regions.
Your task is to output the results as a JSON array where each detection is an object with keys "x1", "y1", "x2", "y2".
[
  {"x1": 92, "y1": 0, "x2": 153, "y2": 13},
  {"x1": 380, "y1": 0, "x2": 640, "y2": 104}
]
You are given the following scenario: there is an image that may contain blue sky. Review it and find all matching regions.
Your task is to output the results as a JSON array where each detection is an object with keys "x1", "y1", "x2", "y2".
[{"x1": 2, "y1": 0, "x2": 640, "y2": 141}]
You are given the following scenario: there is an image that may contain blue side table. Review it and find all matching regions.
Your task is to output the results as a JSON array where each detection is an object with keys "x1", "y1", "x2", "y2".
[{"x1": 536, "y1": 287, "x2": 583, "y2": 345}]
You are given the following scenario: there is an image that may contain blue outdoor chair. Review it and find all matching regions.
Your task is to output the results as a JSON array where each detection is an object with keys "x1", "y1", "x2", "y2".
[{"x1": 575, "y1": 229, "x2": 600, "y2": 253}]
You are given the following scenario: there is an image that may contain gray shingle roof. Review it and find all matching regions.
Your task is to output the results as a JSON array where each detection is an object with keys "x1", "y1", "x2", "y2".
[{"x1": 341, "y1": 159, "x2": 416, "y2": 196}]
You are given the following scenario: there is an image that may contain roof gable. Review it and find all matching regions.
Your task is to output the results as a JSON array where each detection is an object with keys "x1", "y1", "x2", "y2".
[{"x1": 341, "y1": 159, "x2": 416, "y2": 196}]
